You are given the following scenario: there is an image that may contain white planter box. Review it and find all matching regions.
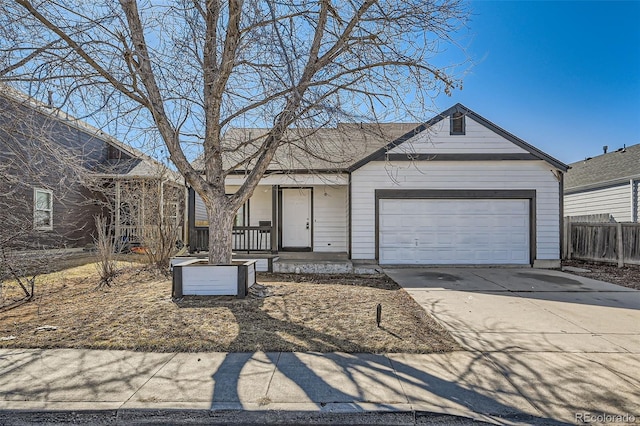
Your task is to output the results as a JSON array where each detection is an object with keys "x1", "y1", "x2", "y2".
[{"x1": 172, "y1": 259, "x2": 257, "y2": 298}]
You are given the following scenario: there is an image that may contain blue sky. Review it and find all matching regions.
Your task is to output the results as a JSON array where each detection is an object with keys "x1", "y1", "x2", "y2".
[{"x1": 436, "y1": 0, "x2": 640, "y2": 164}]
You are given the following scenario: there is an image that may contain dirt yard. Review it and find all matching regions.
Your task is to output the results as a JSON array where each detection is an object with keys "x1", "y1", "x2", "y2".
[
  {"x1": 563, "y1": 260, "x2": 640, "y2": 290},
  {"x1": 0, "y1": 263, "x2": 458, "y2": 353}
]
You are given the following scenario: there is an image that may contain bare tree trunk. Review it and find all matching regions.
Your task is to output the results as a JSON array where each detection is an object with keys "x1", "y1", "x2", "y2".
[{"x1": 207, "y1": 199, "x2": 234, "y2": 265}]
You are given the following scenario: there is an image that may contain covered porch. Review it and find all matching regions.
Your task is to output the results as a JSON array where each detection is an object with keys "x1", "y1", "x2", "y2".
[
  {"x1": 188, "y1": 174, "x2": 349, "y2": 255},
  {"x1": 104, "y1": 177, "x2": 186, "y2": 251}
]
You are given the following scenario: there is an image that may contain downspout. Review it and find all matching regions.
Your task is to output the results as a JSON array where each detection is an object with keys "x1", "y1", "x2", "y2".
[
  {"x1": 559, "y1": 172, "x2": 564, "y2": 260},
  {"x1": 631, "y1": 179, "x2": 637, "y2": 222}
]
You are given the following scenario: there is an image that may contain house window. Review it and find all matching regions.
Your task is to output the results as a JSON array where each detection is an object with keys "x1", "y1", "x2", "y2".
[
  {"x1": 34, "y1": 188, "x2": 53, "y2": 230},
  {"x1": 450, "y1": 112, "x2": 465, "y2": 135}
]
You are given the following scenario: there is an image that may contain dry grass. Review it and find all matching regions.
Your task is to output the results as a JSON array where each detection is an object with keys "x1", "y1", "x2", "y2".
[{"x1": 0, "y1": 264, "x2": 458, "y2": 353}]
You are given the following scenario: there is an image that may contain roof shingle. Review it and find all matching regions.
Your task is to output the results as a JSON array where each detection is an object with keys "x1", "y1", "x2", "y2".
[{"x1": 565, "y1": 144, "x2": 640, "y2": 191}]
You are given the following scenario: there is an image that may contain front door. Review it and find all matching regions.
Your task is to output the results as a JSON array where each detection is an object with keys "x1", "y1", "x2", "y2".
[{"x1": 282, "y1": 188, "x2": 311, "y2": 249}]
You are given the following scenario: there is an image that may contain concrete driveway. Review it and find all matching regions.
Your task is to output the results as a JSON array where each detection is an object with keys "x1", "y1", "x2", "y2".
[
  {"x1": 385, "y1": 267, "x2": 640, "y2": 353},
  {"x1": 385, "y1": 267, "x2": 640, "y2": 422}
]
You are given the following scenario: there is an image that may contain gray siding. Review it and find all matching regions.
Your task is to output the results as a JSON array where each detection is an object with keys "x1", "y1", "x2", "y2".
[{"x1": 0, "y1": 95, "x2": 110, "y2": 248}]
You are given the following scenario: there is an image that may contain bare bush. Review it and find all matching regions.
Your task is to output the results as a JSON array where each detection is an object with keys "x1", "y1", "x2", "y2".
[
  {"x1": 143, "y1": 214, "x2": 182, "y2": 272},
  {"x1": 93, "y1": 215, "x2": 119, "y2": 288}
]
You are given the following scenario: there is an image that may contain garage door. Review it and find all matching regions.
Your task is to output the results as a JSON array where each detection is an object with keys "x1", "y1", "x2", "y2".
[{"x1": 379, "y1": 199, "x2": 530, "y2": 265}]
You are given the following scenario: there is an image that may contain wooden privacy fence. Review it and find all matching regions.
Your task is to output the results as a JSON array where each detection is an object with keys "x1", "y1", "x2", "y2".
[{"x1": 564, "y1": 221, "x2": 640, "y2": 266}]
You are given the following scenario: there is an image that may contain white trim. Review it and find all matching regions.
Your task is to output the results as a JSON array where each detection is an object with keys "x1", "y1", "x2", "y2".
[
  {"x1": 33, "y1": 187, "x2": 53, "y2": 231},
  {"x1": 225, "y1": 173, "x2": 348, "y2": 186}
]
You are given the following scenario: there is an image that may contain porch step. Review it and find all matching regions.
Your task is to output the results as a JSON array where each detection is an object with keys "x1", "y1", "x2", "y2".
[{"x1": 273, "y1": 259, "x2": 382, "y2": 274}]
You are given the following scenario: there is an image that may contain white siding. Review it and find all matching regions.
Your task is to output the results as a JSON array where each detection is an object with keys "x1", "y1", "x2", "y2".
[
  {"x1": 182, "y1": 265, "x2": 237, "y2": 295},
  {"x1": 564, "y1": 184, "x2": 632, "y2": 222},
  {"x1": 635, "y1": 180, "x2": 639, "y2": 222},
  {"x1": 194, "y1": 185, "x2": 273, "y2": 226},
  {"x1": 351, "y1": 161, "x2": 560, "y2": 261},
  {"x1": 248, "y1": 187, "x2": 272, "y2": 225},
  {"x1": 313, "y1": 185, "x2": 348, "y2": 252},
  {"x1": 389, "y1": 116, "x2": 529, "y2": 154}
]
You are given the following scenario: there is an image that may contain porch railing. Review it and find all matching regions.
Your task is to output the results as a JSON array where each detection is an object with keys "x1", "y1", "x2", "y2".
[
  {"x1": 115, "y1": 225, "x2": 154, "y2": 251},
  {"x1": 192, "y1": 226, "x2": 273, "y2": 253}
]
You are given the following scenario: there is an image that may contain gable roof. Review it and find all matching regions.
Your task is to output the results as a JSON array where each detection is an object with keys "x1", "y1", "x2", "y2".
[
  {"x1": 565, "y1": 144, "x2": 640, "y2": 192},
  {"x1": 0, "y1": 84, "x2": 178, "y2": 181},
  {"x1": 350, "y1": 103, "x2": 569, "y2": 172},
  {"x1": 198, "y1": 104, "x2": 568, "y2": 175},
  {"x1": 194, "y1": 123, "x2": 419, "y2": 173}
]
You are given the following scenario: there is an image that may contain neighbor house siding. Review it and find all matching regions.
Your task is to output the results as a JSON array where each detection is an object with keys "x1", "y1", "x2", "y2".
[
  {"x1": 0, "y1": 94, "x2": 109, "y2": 248},
  {"x1": 389, "y1": 116, "x2": 530, "y2": 155},
  {"x1": 635, "y1": 180, "x2": 640, "y2": 222},
  {"x1": 350, "y1": 161, "x2": 560, "y2": 261},
  {"x1": 564, "y1": 184, "x2": 632, "y2": 222},
  {"x1": 313, "y1": 185, "x2": 348, "y2": 252}
]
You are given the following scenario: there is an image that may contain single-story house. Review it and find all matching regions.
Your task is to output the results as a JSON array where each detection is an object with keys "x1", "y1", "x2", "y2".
[
  {"x1": 189, "y1": 104, "x2": 568, "y2": 267},
  {"x1": 564, "y1": 144, "x2": 640, "y2": 223},
  {"x1": 0, "y1": 85, "x2": 186, "y2": 251}
]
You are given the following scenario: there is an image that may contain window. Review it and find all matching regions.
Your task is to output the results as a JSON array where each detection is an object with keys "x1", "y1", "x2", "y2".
[
  {"x1": 450, "y1": 111, "x2": 465, "y2": 135},
  {"x1": 34, "y1": 188, "x2": 53, "y2": 230}
]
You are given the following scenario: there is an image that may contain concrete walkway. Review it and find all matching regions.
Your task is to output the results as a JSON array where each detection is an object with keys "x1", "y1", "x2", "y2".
[{"x1": 386, "y1": 267, "x2": 640, "y2": 424}]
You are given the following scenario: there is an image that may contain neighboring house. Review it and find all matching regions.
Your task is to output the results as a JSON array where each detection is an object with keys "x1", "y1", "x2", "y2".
[
  {"x1": 189, "y1": 104, "x2": 568, "y2": 267},
  {"x1": 564, "y1": 144, "x2": 640, "y2": 223},
  {"x1": 0, "y1": 86, "x2": 185, "y2": 250}
]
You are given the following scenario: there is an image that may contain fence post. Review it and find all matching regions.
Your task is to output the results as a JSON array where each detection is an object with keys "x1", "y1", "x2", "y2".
[
  {"x1": 566, "y1": 217, "x2": 573, "y2": 260},
  {"x1": 617, "y1": 223, "x2": 624, "y2": 268}
]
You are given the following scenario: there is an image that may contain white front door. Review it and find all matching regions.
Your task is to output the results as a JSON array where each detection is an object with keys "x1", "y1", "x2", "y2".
[{"x1": 282, "y1": 188, "x2": 311, "y2": 248}]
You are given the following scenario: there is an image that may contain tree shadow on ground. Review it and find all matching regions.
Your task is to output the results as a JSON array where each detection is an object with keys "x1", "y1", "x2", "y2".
[{"x1": 190, "y1": 293, "x2": 572, "y2": 425}]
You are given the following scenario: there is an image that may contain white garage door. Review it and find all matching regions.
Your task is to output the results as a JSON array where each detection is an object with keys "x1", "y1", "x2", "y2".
[{"x1": 379, "y1": 199, "x2": 530, "y2": 265}]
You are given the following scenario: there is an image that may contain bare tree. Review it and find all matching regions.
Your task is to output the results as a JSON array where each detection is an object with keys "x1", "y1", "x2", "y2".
[{"x1": 1, "y1": 0, "x2": 467, "y2": 264}]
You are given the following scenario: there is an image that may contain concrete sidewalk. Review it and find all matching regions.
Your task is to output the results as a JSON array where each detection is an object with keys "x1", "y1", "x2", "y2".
[{"x1": 2, "y1": 349, "x2": 569, "y2": 425}]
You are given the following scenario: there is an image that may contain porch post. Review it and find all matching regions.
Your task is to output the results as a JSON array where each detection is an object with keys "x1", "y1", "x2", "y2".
[
  {"x1": 183, "y1": 181, "x2": 189, "y2": 244},
  {"x1": 188, "y1": 186, "x2": 196, "y2": 252},
  {"x1": 115, "y1": 180, "x2": 121, "y2": 244},
  {"x1": 271, "y1": 185, "x2": 278, "y2": 253}
]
